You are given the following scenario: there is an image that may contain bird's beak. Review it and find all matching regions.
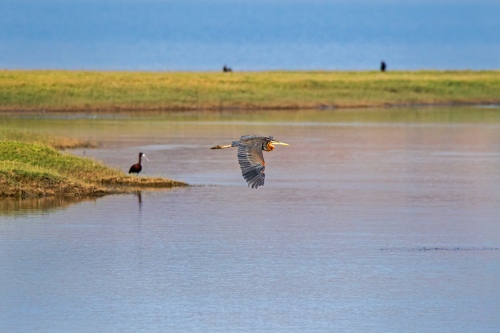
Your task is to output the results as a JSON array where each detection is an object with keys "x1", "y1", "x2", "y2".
[
  {"x1": 271, "y1": 140, "x2": 289, "y2": 146},
  {"x1": 143, "y1": 155, "x2": 150, "y2": 162}
]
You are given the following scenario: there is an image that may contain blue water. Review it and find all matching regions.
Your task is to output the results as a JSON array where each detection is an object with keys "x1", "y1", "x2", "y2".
[
  {"x1": 1, "y1": 108, "x2": 500, "y2": 332},
  {"x1": 1, "y1": 0, "x2": 499, "y2": 70}
]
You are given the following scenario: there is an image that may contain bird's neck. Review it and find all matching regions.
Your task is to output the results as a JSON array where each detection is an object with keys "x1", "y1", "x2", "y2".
[{"x1": 263, "y1": 142, "x2": 274, "y2": 152}]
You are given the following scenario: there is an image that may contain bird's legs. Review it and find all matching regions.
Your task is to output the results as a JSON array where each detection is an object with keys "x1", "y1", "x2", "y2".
[
  {"x1": 210, "y1": 144, "x2": 232, "y2": 149},
  {"x1": 211, "y1": 140, "x2": 240, "y2": 149}
]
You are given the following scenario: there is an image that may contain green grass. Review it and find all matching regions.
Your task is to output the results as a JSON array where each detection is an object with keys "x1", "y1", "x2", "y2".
[
  {"x1": 0, "y1": 141, "x2": 187, "y2": 198},
  {"x1": 0, "y1": 127, "x2": 98, "y2": 149},
  {"x1": 1, "y1": 70, "x2": 500, "y2": 111}
]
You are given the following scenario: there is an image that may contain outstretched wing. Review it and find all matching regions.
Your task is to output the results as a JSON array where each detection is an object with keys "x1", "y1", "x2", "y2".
[{"x1": 237, "y1": 136, "x2": 267, "y2": 188}]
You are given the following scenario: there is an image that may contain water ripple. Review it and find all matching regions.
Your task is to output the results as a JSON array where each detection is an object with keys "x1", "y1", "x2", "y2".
[{"x1": 380, "y1": 246, "x2": 500, "y2": 252}]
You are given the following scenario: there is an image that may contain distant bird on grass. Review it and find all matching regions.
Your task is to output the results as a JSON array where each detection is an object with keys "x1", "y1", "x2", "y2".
[
  {"x1": 129, "y1": 152, "x2": 149, "y2": 175},
  {"x1": 380, "y1": 61, "x2": 387, "y2": 72},
  {"x1": 211, "y1": 135, "x2": 289, "y2": 188}
]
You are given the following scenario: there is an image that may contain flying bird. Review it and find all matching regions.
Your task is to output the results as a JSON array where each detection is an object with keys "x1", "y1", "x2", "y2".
[
  {"x1": 211, "y1": 135, "x2": 289, "y2": 188},
  {"x1": 129, "y1": 152, "x2": 149, "y2": 175}
]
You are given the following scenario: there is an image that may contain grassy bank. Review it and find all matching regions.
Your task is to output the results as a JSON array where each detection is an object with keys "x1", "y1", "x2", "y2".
[
  {"x1": 0, "y1": 140, "x2": 187, "y2": 199},
  {"x1": 0, "y1": 127, "x2": 99, "y2": 149},
  {"x1": 1, "y1": 70, "x2": 500, "y2": 111}
]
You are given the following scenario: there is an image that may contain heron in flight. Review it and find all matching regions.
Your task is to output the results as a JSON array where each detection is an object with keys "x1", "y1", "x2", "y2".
[{"x1": 211, "y1": 135, "x2": 289, "y2": 188}]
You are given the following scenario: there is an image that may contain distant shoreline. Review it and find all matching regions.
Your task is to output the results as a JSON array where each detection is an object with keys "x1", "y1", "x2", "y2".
[
  {"x1": 1, "y1": 101, "x2": 499, "y2": 114},
  {"x1": 1, "y1": 70, "x2": 500, "y2": 112}
]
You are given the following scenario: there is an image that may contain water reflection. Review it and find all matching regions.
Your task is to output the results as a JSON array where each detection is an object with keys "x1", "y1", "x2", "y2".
[
  {"x1": 135, "y1": 191, "x2": 143, "y2": 213},
  {"x1": 0, "y1": 196, "x2": 97, "y2": 216}
]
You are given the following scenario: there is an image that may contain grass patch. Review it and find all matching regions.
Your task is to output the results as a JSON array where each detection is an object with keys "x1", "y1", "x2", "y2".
[
  {"x1": 0, "y1": 141, "x2": 187, "y2": 198},
  {"x1": 1, "y1": 70, "x2": 500, "y2": 111},
  {"x1": 0, "y1": 127, "x2": 98, "y2": 149}
]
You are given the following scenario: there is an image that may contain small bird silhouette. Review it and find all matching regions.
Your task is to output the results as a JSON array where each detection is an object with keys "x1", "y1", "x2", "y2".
[
  {"x1": 129, "y1": 152, "x2": 149, "y2": 175},
  {"x1": 380, "y1": 61, "x2": 387, "y2": 72}
]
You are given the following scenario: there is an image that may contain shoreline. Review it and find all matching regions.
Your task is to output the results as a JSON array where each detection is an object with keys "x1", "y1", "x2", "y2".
[
  {"x1": 0, "y1": 141, "x2": 188, "y2": 200},
  {"x1": 2, "y1": 100, "x2": 499, "y2": 114}
]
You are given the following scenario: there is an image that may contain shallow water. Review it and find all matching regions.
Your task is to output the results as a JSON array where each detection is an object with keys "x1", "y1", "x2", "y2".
[{"x1": 1, "y1": 107, "x2": 500, "y2": 332}]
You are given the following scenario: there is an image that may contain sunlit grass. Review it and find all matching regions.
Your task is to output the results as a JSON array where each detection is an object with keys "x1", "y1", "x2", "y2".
[
  {"x1": 0, "y1": 127, "x2": 97, "y2": 149},
  {"x1": 0, "y1": 141, "x2": 187, "y2": 198},
  {"x1": 1, "y1": 70, "x2": 499, "y2": 111}
]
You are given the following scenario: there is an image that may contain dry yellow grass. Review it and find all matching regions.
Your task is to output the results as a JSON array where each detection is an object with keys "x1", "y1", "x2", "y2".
[
  {"x1": 1, "y1": 70, "x2": 499, "y2": 111},
  {"x1": 0, "y1": 141, "x2": 187, "y2": 199}
]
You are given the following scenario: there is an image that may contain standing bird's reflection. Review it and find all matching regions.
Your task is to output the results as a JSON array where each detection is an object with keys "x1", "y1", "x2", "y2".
[
  {"x1": 211, "y1": 135, "x2": 289, "y2": 188},
  {"x1": 135, "y1": 191, "x2": 142, "y2": 212},
  {"x1": 129, "y1": 152, "x2": 149, "y2": 175}
]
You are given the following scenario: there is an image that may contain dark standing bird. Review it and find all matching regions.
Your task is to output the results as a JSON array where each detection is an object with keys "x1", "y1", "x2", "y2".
[
  {"x1": 129, "y1": 152, "x2": 149, "y2": 175},
  {"x1": 380, "y1": 61, "x2": 387, "y2": 72},
  {"x1": 211, "y1": 135, "x2": 289, "y2": 188}
]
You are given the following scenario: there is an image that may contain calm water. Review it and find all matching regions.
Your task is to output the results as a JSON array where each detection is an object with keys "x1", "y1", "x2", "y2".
[
  {"x1": 1, "y1": 107, "x2": 500, "y2": 332},
  {"x1": 1, "y1": 0, "x2": 500, "y2": 70}
]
